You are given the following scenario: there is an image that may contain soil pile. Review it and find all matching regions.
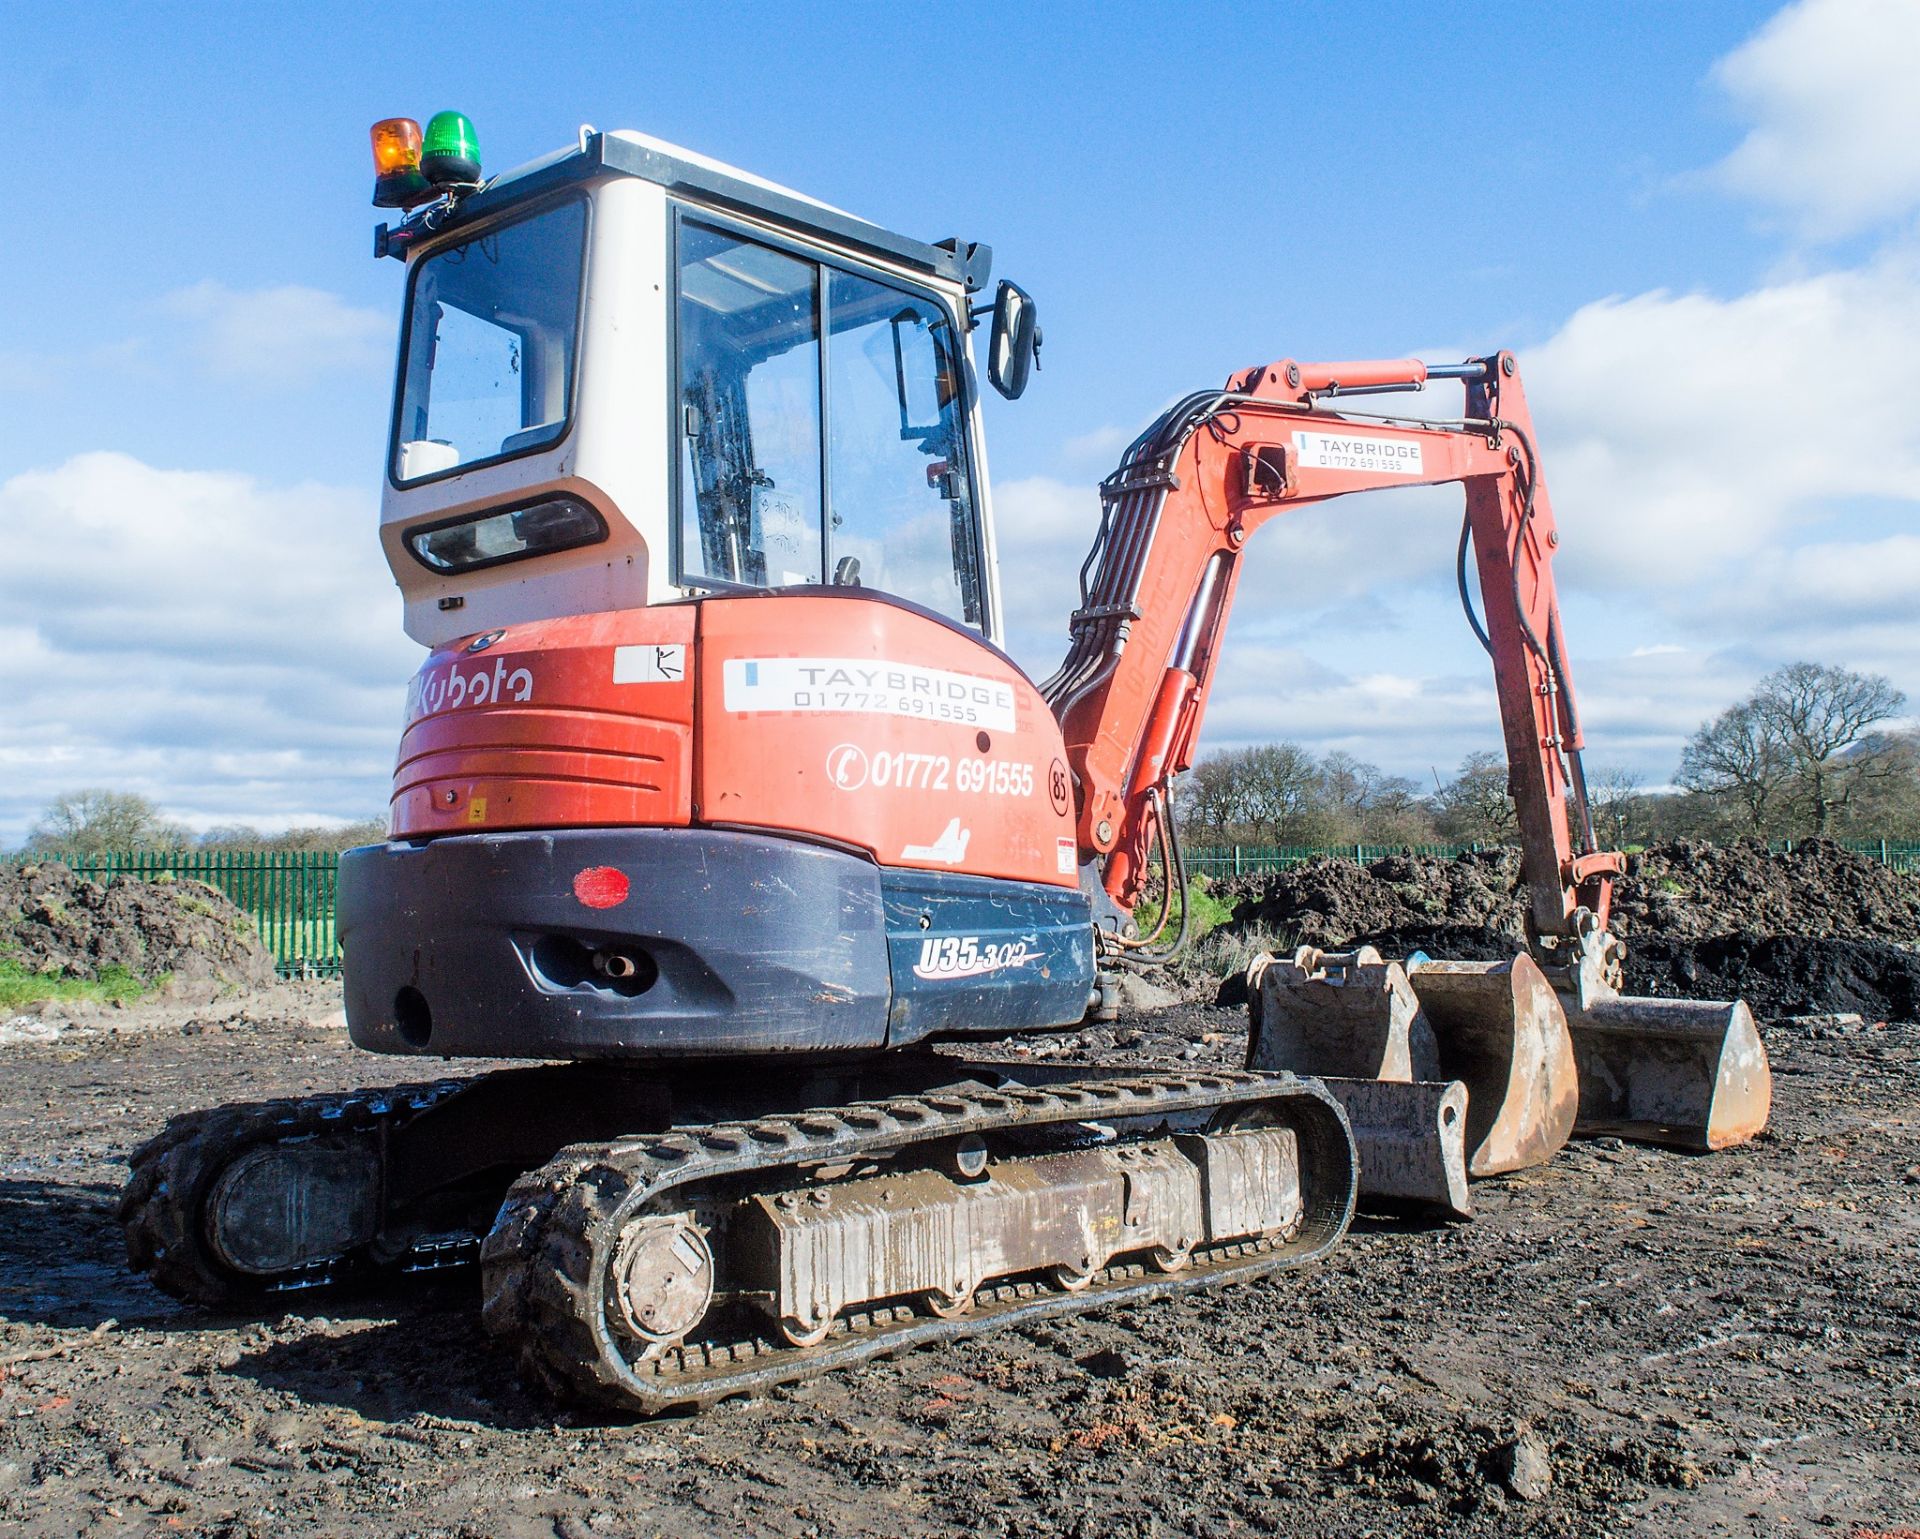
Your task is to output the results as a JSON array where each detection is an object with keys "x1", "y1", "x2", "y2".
[
  {"x1": 1216, "y1": 838, "x2": 1920, "y2": 1020},
  {"x1": 0, "y1": 861, "x2": 278, "y2": 989}
]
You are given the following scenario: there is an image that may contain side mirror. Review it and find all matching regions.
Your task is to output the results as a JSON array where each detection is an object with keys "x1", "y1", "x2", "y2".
[{"x1": 987, "y1": 280, "x2": 1040, "y2": 400}]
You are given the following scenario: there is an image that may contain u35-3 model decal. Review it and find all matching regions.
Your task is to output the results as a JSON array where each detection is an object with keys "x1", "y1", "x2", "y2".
[{"x1": 912, "y1": 935, "x2": 1036, "y2": 981}]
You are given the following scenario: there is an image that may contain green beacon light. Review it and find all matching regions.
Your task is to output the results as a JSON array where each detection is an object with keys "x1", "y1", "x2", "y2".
[{"x1": 421, "y1": 111, "x2": 482, "y2": 187}]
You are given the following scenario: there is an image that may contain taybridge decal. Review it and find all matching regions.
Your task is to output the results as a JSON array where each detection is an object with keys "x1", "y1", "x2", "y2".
[
  {"x1": 724, "y1": 657, "x2": 1016, "y2": 732},
  {"x1": 1292, "y1": 429, "x2": 1424, "y2": 476},
  {"x1": 408, "y1": 655, "x2": 534, "y2": 718},
  {"x1": 913, "y1": 934, "x2": 1036, "y2": 981}
]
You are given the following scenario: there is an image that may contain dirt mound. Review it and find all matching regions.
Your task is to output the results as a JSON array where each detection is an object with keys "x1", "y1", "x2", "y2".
[
  {"x1": 1625, "y1": 932, "x2": 1920, "y2": 1021},
  {"x1": 1216, "y1": 839, "x2": 1920, "y2": 1020},
  {"x1": 1219, "y1": 847, "x2": 1526, "y2": 949},
  {"x1": 0, "y1": 862, "x2": 278, "y2": 989}
]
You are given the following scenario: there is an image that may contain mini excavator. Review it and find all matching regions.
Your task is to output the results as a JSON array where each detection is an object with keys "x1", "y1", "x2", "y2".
[{"x1": 120, "y1": 118, "x2": 1769, "y2": 1413}]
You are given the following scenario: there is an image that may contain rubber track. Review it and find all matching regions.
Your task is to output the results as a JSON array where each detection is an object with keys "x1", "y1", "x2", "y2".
[
  {"x1": 118, "y1": 1079, "x2": 468, "y2": 1306},
  {"x1": 479, "y1": 1068, "x2": 1357, "y2": 1414}
]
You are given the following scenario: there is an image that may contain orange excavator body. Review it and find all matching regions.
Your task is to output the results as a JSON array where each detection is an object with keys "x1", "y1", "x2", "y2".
[{"x1": 119, "y1": 130, "x2": 1768, "y2": 1417}]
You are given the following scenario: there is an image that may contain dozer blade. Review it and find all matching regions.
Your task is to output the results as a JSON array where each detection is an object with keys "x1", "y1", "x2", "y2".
[
  {"x1": 1317, "y1": 1076, "x2": 1472, "y2": 1216},
  {"x1": 1246, "y1": 946, "x2": 1442, "y2": 1080},
  {"x1": 1407, "y1": 955, "x2": 1579, "y2": 1177},
  {"x1": 1559, "y1": 992, "x2": 1772, "y2": 1151}
]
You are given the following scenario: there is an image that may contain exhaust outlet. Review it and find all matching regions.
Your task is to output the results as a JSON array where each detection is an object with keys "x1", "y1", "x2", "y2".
[{"x1": 593, "y1": 950, "x2": 640, "y2": 980}]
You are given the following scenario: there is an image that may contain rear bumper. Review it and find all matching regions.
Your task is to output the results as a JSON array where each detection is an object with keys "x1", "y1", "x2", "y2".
[{"x1": 338, "y1": 828, "x2": 1093, "y2": 1060}]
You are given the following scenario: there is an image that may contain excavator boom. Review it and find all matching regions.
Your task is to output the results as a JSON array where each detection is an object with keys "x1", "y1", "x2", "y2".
[
  {"x1": 1053, "y1": 355, "x2": 1769, "y2": 1186},
  {"x1": 1045, "y1": 353, "x2": 1621, "y2": 944}
]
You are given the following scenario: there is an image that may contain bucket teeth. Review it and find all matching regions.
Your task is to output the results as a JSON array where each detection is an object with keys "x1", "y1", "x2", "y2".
[{"x1": 1558, "y1": 991, "x2": 1773, "y2": 1151}]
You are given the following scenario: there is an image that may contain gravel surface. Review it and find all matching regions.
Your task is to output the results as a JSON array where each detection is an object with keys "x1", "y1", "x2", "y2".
[{"x1": 2, "y1": 986, "x2": 1916, "y2": 1537}]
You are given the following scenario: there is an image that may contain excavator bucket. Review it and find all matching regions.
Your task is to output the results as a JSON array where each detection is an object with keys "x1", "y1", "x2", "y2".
[
  {"x1": 1559, "y1": 991, "x2": 1772, "y2": 1151},
  {"x1": 1244, "y1": 948, "x2": 1469, "y2": 1212},
  {"x1": 1404, "y1": 956, "x2": 1580, "y2": 1177},
  {"x1": 1246, "y1": 946, "x2": 1441, "y2": 1081},
  {"x1": 1316, "y1": 1077, "x2": 1471, "y2": 1217}
]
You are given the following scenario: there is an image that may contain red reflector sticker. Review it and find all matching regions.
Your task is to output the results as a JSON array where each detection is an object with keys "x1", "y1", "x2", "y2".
[{"x1": 573, "y1": 866, "x2": 630, "y2": 909}]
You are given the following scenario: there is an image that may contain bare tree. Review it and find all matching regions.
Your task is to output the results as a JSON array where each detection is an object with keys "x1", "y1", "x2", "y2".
[
  {"x1": 199, "y1": 819, "x2": 389, "y2": 852},
  {"x1": 1677, "y1": 700, "x2": 1788, "y2": 834},
  {"x1": 1678, "y1": 663, "x2": 1907, "y2": 836},
  {"x1": 1432, "y1": 751, "x2": 1516, "y2": 844},
  {"x1": 1181, "y1": 756, "x2": 1246, "y2": 839},
  {"x1": 1181, "y1": 745, "x2": 1440, "y2": 846},
  {"x1": 28, "y1": 790, "x2": 188, "y2": 854},
  {"x1": 1235, "y1": 743, "x2": 1327, "y2": 844},
  {"x1": 1846, "y1": 729, "x2": 1920, "y2": 838},
  {"x1": 1755, "y1": 662, "x2": 1906, "y2": 834},
  {"x1": 1323, "y1": 751, "x2": 1428, "y2": 842},
  {"x1": 1583, "y1": 766, "x2": 1644, "y2": 849}
]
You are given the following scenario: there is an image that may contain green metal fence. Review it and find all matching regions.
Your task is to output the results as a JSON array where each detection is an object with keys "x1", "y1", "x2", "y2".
[
  {"x1": 1185, "y1": 843, "x2": 1481, "y2": 879},
  {"x1": 1187, "y1": 837, "x2": 1920, "y2": 881},
  {"x1": 1774, "y1": 838, "x2": 1920, "y2": 873},
  {"x1": 26, "y1": 849, "x2": 341, "y2": 978}
]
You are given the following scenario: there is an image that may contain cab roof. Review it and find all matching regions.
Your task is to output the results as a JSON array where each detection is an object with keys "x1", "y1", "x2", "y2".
[{"x1": 388, "y1": 128, "x2": 991, "y2": 293}]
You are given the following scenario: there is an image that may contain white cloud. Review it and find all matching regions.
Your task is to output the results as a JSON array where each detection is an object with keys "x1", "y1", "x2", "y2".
[
  {"x1": 161, "y1": 282, "x2": 389, "y2": 383},
  {"x1": 0, "y1": 453, "x2": 417, "y2": 845},
  {"x1": 986, "y1": 474, "x2": 1099, "y2": 669},
  {"x1": 1710, "y1": 0, "x2": 1920, "y2": 240},
  {"x1": 1060, "y1": 424, "x2": 1131, "y2": 464},
  {"x1": 1527, "y1": 240, "x2": 1920, "y2": 590},
  {"x1": 992, "y1": 471, "x2": 1459, "y2": 687},
  {"x1": 1000, "y1": 219, "x2": 1920, "y2": 787}
]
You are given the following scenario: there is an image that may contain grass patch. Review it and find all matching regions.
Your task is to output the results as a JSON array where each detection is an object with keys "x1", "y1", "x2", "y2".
[
  {"x1": 0, "y1": 959, "x2": 160, "y2": 1009},
  {"x1": 1132, "y1": 876, "x2": 1236, "y2": 945}
]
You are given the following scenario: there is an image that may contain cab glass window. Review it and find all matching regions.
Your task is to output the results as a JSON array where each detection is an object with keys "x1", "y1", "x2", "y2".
[
  {"x1": 676, "y1": 222, "x2": 823, "y2": 587},
  {"x1": 393, "y1": 198, "x2": 587, "y2": 484},
  {"x1": 676, "y1": 218, "x2": 981, "y2": 627},
  {"x1": 825, "y1": 271, "x2": 978, "y2": 623}
]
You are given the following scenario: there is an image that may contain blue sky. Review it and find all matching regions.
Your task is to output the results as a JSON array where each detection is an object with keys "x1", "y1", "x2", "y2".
[{"x1": 4, "y1": 0, "x2": 1916, "y2": 840}]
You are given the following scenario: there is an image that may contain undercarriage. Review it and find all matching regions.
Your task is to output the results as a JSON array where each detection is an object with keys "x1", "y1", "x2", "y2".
[{"x1": 120, "y1": 1056, "x2": 1356, "y2": 1414}]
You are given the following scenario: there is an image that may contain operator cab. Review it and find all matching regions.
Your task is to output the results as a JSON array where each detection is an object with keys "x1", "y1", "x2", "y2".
[{"x1": 374, "y1": 127, "x2": 1038, "y2": 651}]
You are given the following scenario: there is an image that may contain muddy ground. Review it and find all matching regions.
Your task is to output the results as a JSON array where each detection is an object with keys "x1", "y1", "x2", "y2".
[{"x1": 2, "y1": 985, "x2": 1916, "y2": 1538}]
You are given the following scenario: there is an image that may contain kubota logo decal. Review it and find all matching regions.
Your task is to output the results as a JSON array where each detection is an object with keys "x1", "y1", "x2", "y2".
[
  {"x1": 408, "y1": 656, "x2": 534, "y2": 718},
  {"x1": 913, "y1": 935, "x2": 1035, "y2": 981}
]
